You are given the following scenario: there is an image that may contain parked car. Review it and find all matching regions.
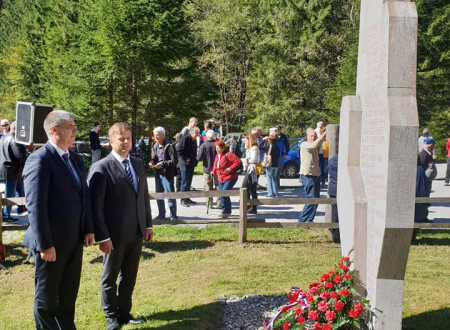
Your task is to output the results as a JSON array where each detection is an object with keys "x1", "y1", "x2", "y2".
[
  {"x1": 99, "y1": 136, "x2": 110, "y2": 149},
  {"x1": 280, "y1": 137, "x2": 305, "y2": 178}
]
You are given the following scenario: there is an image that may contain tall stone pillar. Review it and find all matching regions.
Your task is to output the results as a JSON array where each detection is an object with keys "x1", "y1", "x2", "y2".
[{"x1": 337, "y1": 1, "x2": 418, "y2": 328}]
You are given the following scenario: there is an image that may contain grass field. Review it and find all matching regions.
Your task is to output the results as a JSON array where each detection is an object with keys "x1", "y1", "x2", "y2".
[{"x1": 0, "y1": 226, "x2": 449, "y2": 329}]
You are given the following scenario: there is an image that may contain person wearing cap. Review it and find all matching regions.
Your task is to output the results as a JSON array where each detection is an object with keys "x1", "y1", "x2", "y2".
[
  {"x1": 90, "y1": 121, "x2": 102, "y2": 164},
  {"x1": 418, "y1": 137, "x2": 437, "y2": 197},
  {"x1": 418, "y1": 128, "x2": 436, "y2": 158},
  {"x1": 0, "y1": 119, "x2": 10, "y2": 139}
]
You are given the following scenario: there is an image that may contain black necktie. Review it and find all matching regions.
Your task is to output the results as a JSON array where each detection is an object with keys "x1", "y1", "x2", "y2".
[
  {"x1": 62, "y1": 153, "x2": 81, "y2": 190},
  {"x1": 123, "y1": 159, "x2": 137, "y2": 191}
]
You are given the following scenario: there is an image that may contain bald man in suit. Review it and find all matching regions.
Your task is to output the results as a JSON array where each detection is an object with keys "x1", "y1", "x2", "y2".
[
  {"x1": 88, "y1": 122, "x2": 153, "y2": 330},
  {"x1": 23, "y1": 110, "x2": 94, "y2": 329}
]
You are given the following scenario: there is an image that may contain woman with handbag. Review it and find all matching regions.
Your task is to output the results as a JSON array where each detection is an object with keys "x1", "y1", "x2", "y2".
[
  {"x1": 211, "y1": 140, "x2": 242, "y2": 218},
  {"x1": 260, "y1": 131, "x2": 280, "y2": 197},
  {"x1": 241, "y1": 134, "x2": 260, "y2": 214}
]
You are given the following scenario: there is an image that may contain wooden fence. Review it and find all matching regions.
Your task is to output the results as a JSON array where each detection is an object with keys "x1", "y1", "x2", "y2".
[{"x1": 2, "y1": 190, "x2": 450, "y2": 248}]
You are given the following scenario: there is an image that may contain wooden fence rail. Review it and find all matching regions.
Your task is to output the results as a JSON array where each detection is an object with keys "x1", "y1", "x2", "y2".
[{"x1": 1, "y1": 191, "x2": 450, "y2": 246}]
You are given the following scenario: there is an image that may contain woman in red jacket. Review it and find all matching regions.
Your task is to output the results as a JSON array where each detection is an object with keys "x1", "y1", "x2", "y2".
[{"x1": 211, "y1": 140, "x2": 241, "y2": 218}]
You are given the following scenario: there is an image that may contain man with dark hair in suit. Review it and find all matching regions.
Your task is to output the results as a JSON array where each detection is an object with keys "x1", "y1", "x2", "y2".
[
  {"x1": 90, "y1": 121, "x2": 101, "y2": 163},
  {"x1": 88, "y1": 122, "x2": 153, "y2": 330},
  {"x1": 23, "y1": 110, "x2": 95, "y2": 329}
]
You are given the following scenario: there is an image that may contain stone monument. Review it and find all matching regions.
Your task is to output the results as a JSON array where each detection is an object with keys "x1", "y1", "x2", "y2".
[{"x1": 337, "y1": 1, "x2": 418, "y2": 329}]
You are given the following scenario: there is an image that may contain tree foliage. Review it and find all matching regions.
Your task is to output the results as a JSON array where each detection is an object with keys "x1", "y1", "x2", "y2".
[{"x1": 0, "y1": 0, "x2": 447, "y2": 146}]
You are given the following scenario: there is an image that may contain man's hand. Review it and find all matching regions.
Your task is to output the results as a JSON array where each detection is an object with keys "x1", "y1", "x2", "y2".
[
  {"x1": 225, "y1": 167, "x2": 231, "y2": 172},
  {"x1": 84, "y1": 233, "x2": 95, "y2": 247},
  {"x1": 144, "y1": 228, "x2": 154, "y2": 242},
  {"x1": 154, "y1": 162, "x2": 163, "y2": 169},
  {"x1": 40, "y1": 247, "x2": 56, "y2": 262},
  {"x1": 99, "y1": 240, "x2": 113, "y2": 254}
]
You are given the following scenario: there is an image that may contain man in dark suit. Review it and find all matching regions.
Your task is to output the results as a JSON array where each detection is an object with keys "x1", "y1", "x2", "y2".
[
  {"x1": 89, "y1": 121, "x2": 101, "y2": 163},
  {"x1": 88, "y1": 122, "x2": 153, "y2": 330},
  {"x1": 22, "y1": 110, "x2": 95, "y2": 329}
]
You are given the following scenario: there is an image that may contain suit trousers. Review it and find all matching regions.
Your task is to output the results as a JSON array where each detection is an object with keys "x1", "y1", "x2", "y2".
[
  {"x1": 298, "y1": 175, "x2": 320, "y2": 222},
  {"x1": 34, "y1": 244, "x2": 83, "y2": 330},
  {"x1": 101, "y1": 236, "x2": 143, "y2": 320}
]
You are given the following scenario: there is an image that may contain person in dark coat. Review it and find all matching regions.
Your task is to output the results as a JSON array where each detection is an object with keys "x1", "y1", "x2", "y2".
[
  {"x1": 197, "y1": 129, "x2": 219, "y2": 208},
  {"x1": 327, "y1": 153, "x2": 339, "y2": 243},
  {"x1": 176, "y1": 127, "x2": 199, "y2": 207},
  {"x1": 89, "y1": 121, "x2": 101, "y2": 163},
  {"x1": 23, "y1": 110, "x2": 95, "y2": 329},
  {"x1": 88, "y1": 122, "x2": 153, "y2": 329},
  {"x1": 150, "y1": 126, "x2": 178, "y2": 221}
]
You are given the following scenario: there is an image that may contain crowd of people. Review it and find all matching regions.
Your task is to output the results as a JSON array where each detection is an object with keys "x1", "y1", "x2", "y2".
[{"x1": 0, "y1": 112, "x2": 449, "y2": 329}]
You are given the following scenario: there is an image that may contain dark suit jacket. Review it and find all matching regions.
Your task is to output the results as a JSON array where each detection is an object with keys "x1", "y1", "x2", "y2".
[
  {"x1": 88, "y1": 154, "x2": 152, "y2": 245},
  {"x1": 23, "y1": 142, "x2": 94, "y2": 251},
  {"x1": 176, "y1": 134, "x2": 198, "y2": 167}
]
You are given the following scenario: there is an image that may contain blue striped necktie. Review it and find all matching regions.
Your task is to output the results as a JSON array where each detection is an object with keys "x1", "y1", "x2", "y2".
[
  {"x1": 122, "y1": 159, "x2": 137, "y2": 191},
  {"x1": 62, "y1": 153, "x2": 81, "y2": 190}
]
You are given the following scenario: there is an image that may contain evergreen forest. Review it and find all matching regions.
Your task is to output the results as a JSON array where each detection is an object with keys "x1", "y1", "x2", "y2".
[{"x1": 0, "y1": 0, "x2": 448, "y2": 154}]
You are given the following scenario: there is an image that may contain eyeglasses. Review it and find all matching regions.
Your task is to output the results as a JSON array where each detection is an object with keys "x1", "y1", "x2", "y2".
[
  {"x1": 1, "y1": 124, "x2": 9, "y2": 127},
  {"x1": 56, "y1": 125, "x2": 78, "y2": 130}
]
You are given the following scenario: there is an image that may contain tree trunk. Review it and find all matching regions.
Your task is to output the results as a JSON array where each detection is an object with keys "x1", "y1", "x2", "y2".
[
  {"x1": 108, "y1": 74, "x2": 114, "y2": 126},
  {"x1": 131, "y1": 68, "x2": 137, "y2": 144}
]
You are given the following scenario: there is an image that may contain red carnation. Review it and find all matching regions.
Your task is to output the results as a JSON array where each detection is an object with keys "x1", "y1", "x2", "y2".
[
  {"x1": 281, "y1": 306, "x2": 289, "y2": 313},
  {"x1": 320, "y1": 291, "x2": 330, "y2": 301},
  {"x1": 343, "y1": 256, "x2": 350, "y2": 262},
  {"x1": 321, "y1": 273, "x2": 330, "y2": 282},
  {"x1": 322, "y1": 323, "x2": 333, "y2": 330},
  {"x1": 295, "y1": 307, "x2": 303, "y2": 317},
  {"x1": 324, "y1": 281, "x2": 334, "y2": 289},
  {"x1": 306, "y1": 295, "x2": 315, "y2": 303},
  {"x1": 308, "y1": 310, "x2": 319, "y2": 321},
  {"x1": 328, "y1": 269, "x2": 336, "y2": 275},
  {"x1": 339, "y1": 264, "x2": 349, "y2": 271},
  {"x1": 318, "y1": 301, "x2": 329, "y2": 312},
  {"x1": 344, "y1": 273, "x2": 352, "y2": 279},
  {"x1": 334, "y1": 300, "x2": 344, "y2": 311},
  {"x1": 282, "y1": 322, "x2": 290, "y2": 330},
  {"x1": 325, "y1": 310, "x2": 337, "y2": 322},
  {"x1": 330, "y1": 291, "x2": 340, "y2": 300},
  {"x1": 349, "y1": 309, "x2": 359, "y2": 318},
  {"x1": 310, "y1": 286, "x2": 319, "y2": 295},
  {"x1": 297, "y1": 316, "x2": 306, "y2": 325},
  {"x1": 309, "y1": 282, "x2": 321, "y2": 288},
  {"x1": 340, "y1": 288, "x2": 350, "y2": 297},
  {"x1": 314, "y1": 322, "x2": 322, "y2": 330},
  {"x1": 354, "y1": 303, "x2": 364, "y2": 314},
  {"x1": 333, "y1": 275, "x2": 343, "y2": 284}
]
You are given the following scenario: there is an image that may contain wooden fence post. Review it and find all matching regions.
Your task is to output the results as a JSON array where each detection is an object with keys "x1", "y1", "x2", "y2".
[{"x1": 239, "y1": 188, "x2": 248, "y2": 244}]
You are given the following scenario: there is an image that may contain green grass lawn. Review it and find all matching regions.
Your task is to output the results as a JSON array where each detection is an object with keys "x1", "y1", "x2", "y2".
[{"x1": 0, "y1": 226, "x2": 449, "y2": 329}]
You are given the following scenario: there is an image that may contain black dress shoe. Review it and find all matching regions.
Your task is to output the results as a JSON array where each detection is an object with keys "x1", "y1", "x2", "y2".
[
  {"x1": 186, "y1": 199, "x2": 197, "y2": 205},
  {"x1": 153, "y1": 215, "x2": 166, "y2": 221},
  {"x1": 106, "y1": 317, "x2": 120, "y2": 330},
  {"x1": 248, "y1": 209, "x2": 257, "y2": 214},
  {"x1": 181, "y1": 200, "x2": 190, "y2": 207},
  {"x1": 118, "y1": 315, "x2": 144, "y2": 325}
]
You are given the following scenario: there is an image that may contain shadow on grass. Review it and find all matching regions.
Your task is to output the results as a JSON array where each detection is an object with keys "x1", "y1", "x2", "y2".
[
  {"x1": 137, "y1": 302, "x2": 223, "y2": 330},
  {"x1": 1, "y1": 242, "x2": 31, "y2": 268},
  {"x1": 144, "y1": 240, "x2": 214, "y2": 254},
  {"x1": 412, "y1": 230, "x2": 450, "y2": 246},
  {"x1": 402, "y1": 308, "x2": 450, "y2": 330}
]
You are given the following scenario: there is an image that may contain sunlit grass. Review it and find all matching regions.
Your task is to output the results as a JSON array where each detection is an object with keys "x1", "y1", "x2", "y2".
[{"x1": 0, "y1": 226, "x2": 449, "y2": 329}]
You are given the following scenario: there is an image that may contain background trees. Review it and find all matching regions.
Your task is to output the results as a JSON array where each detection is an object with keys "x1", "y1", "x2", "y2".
[{"x1": 0, "y1": 0, "x2": 448, "y2": 151}]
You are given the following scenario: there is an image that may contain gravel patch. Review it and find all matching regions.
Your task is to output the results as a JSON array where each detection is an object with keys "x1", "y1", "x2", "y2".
[{"x1": 220, "y1": 294, "x2": 287, "y2": 330}]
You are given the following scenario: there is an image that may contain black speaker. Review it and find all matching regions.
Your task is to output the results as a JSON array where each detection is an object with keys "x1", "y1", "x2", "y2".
[{"x1": 15, "y1": 101, "x2": 54, "y2": 146}]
